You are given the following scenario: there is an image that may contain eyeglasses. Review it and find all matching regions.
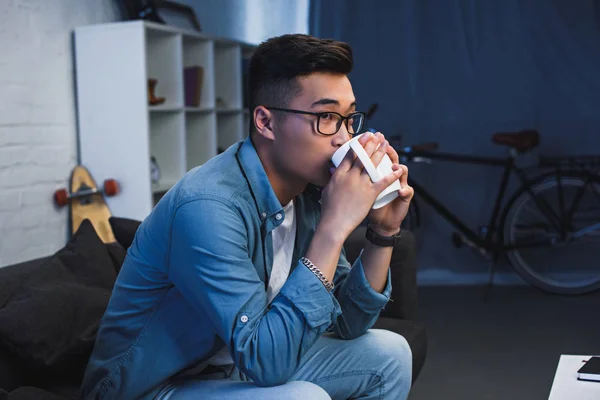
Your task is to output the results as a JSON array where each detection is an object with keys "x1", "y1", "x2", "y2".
[{"x1": 265, "y1": 106, "x2": 366, "y2": 136}]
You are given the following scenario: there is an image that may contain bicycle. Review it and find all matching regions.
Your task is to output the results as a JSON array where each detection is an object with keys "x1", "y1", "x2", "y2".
[{"x1": 388, "y1": 129, "x2": 600, "y2": 295}]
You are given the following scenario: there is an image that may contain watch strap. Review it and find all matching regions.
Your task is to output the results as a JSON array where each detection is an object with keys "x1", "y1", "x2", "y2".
[{"x1": 365, "y1": 225, "x2": 401, "y2": 247}]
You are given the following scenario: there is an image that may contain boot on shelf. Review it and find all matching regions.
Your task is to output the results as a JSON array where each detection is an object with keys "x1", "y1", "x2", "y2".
[{"x1": 148, "y1": 78, "x2": 166, "y2": 106}]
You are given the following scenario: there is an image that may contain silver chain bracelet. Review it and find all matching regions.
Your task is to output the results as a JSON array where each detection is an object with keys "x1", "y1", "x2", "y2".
[{"x1": 300, "y1": 257, "x2": 334, "y2": 291}]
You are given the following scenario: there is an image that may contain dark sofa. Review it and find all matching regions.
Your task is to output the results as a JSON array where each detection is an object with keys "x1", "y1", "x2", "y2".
[{"x1": 0, "y1": 219, "x2": 426, "y2": 400}]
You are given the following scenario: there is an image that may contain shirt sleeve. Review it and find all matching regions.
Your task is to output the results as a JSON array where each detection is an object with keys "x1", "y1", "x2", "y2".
[
  {"x1": 168, "y1": 197, "x2": 341, "y2": 387},
  {"x1": 328, "y1": 247, "x2": 392, "y2": 339}
]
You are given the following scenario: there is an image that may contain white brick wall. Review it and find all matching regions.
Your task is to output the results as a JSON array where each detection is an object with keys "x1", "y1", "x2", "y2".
[{"x1": 0, "y1": 0, "x2": 122, "y2": 267}]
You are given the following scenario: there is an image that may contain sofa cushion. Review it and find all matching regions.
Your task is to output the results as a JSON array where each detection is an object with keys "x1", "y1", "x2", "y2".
[
  {"x1": 0, "y1": 219, "x2": 123, "y2": 383},
  {"x1": 0, "y1": 346, "x2": 25, "y2": 392},
  {"x1": 109, "y1": 216, "x2": 141, "y2": 250},
  {"x1": 4, "y1": 386, "x2": 69, "y2": 400}
]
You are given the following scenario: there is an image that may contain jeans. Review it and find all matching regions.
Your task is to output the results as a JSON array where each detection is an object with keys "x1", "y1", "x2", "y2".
[{"x1": 155, "y1": 329, "x2": 412, "y2": 400}]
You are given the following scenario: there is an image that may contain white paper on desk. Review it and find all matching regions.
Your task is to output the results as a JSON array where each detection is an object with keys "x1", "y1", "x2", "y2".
[{"x1": 548, "y1": 355, "x2": 600, "y2": 400}]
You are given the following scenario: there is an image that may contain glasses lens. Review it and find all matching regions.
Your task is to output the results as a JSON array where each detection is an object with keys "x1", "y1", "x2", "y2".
[
  {"x1": 348, "y1": 113, "x2": 364, "y2": 135},
  {"x1": 317, "y1": 112, "x2": 343, "y2": 135}
]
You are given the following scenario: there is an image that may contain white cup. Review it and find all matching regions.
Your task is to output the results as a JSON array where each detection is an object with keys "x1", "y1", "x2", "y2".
[{"x1": 331, "y1": 133, "x2": 401, "y2": 209}]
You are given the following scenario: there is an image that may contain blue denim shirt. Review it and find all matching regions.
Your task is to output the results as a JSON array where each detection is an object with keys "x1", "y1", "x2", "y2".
[{"x1": 80, "y1": 137, "x2": 392, "y2": 399}]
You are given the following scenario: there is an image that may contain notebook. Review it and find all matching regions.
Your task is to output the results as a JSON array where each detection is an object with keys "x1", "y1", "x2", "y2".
[{"x1": 578, "y1": 357, "x2": 600, "y2": 382}]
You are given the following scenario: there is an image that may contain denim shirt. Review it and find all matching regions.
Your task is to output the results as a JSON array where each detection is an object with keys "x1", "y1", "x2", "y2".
[{"x1": 80, "y1": 137, "x2": 392, "y2": 400}]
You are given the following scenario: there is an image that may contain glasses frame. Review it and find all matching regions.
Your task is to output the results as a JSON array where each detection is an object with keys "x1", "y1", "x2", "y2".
[{"x1": 264, "y1": 106, "x2": 366, "y2": 136}]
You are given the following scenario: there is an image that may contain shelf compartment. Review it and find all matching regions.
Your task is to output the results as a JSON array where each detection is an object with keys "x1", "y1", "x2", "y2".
[
  {"x1": 183, "y1": 36, "x2": 215, "y2": 110},
  {"x1": 217, "y1": 112, "x2": 244, "y2": 153},
  {"x1": 186, "y1": 112, "x2": 217, "y2": 170},
  {"x1": 214, "y1": 43, "x2": 242, "y2": 109},
  {"x1": 149, "y1": 111, "x2": 186, "y2": 192},
  {"x1": 145, "y1": 29, "x2": 183, "y2": 108}
]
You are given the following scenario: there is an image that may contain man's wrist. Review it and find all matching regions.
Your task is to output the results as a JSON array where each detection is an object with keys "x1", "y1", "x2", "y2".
[
  {"x1": 368, "y1": 224, "x2": 401, "y2": 237},
  {"x1": 365, "y1": 224, "x2": 401, "y2": 248},
  {"x1": 315, "y1": 219, "x2": 350, "y2": 247},
  {"x1": 306, "y1": 221, "x2": 347, "y2": 283}
]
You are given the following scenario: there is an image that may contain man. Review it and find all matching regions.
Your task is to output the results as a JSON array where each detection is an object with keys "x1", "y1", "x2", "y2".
[{"x1": 80, "y1": 33, "x2": 415, "y2": 399}]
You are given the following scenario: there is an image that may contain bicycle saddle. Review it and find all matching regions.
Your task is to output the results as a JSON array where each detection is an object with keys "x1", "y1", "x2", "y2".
[{"x1": 492, "y1": 130, "x2": 540, "y2": 152}]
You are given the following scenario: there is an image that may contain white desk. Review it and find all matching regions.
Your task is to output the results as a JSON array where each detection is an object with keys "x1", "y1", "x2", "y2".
[{"x1": 548, "y1": 355, "x2": 600, "y2": 399}]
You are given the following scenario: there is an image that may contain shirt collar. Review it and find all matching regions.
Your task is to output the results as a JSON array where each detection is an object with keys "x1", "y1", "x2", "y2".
[{"x1": 236, "y1": 137, "x2": 284, "y2": 222}]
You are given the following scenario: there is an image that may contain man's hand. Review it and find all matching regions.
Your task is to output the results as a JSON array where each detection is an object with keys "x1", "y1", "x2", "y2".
[
  {"x1": 308, "y1": 132, "x2": 411, "y2": 286},
  {"x1": 319, "y1": 132, "x2": 404, "y2": 243},
  {"x1": 347, "y1": 132, "x2": 414, "y2": 293},
  {"x1": 362, "y1": 132, "x2": 414, "y2": 236}
]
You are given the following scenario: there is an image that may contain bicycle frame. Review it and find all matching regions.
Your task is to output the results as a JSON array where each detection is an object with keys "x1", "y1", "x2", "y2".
[{"x1": 401, "y1": 150, "x2": 533, "y2": 253}]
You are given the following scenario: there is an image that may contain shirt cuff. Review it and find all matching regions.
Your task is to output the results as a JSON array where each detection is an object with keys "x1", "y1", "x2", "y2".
[
  {"x1": 278, "y1": 262, "x2": 342, "y2": 329},
  {"x1": 344, "y1": 254, "x2": 392, "y2": 313}
]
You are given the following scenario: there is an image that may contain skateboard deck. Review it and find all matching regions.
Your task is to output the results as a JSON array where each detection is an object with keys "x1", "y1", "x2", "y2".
[{"x1": 66, "y1": 165, "x2": 116, "y2": 243}]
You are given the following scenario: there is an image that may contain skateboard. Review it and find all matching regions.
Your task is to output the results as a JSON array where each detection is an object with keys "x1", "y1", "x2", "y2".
[{"x1": 54, "y1": 165, "x2": 119, "y2": 243}]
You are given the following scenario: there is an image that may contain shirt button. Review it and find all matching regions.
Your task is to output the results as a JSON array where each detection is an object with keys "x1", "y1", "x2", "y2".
[
  {"x1": 261, "y1": 212, "x2": 267, "y2": 219},
  {"x1": 240, "y1": 315, "x2": 249, "y2": 323},
  {"x1": 275, "y1": 213, "x2": 282, "y2": 221}
]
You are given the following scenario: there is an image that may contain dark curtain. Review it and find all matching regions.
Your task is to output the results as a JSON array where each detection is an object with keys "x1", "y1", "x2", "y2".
[{"x1": 310, "y1": 0, "x2": 600, "y2": 283}]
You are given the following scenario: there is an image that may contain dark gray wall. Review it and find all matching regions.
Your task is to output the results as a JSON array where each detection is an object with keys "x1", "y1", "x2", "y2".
[{"x1": 179, "y1": 0, "x2": 309, "y2": 44}]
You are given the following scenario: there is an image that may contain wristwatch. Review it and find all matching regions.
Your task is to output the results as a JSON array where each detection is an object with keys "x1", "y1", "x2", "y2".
[{"x1": 365, "y1": 225, "x2": 402, "y2": 247}]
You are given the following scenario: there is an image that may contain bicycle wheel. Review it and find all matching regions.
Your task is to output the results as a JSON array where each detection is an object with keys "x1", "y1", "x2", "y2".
[{"x1": 503, "y1": 172, "x2": 600, "y2": 294}]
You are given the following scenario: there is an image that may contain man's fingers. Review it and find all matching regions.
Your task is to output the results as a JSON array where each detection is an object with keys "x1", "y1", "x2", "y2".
[
  {"x1": 399, "y1": 184, "x2": 415, "y2": 200},
  {"x1": 354, "y1": 132, "x2": 386, "y2": 176},
  {"x1": 387, "y1": 144, "x2": 400, "y2": 165},
  {"x1": 374, "y1": 166, "x2": 403, "y2": 193},
  {"x1": 351, "y1": 148, "x2": 367, "y2": 173},
  {"x1": 338, "y1": 132, "x2": 373, "y2": 172},
  {"x1": 338, "y1": 145, "x2": 356, "y2": 172},
  {"x1": 362, "y1": 132, "x2": 383, "y2": 158},
  {"x1": 370, "y1": 139, "x2": 389, "y2": 168},
  {"x1": 396, "y1": 164, "x2": 409, "y2": 186},
  {"x1": 358, "y1": 131, "x2": 372, "y2": 146},
  {"x1": 373, "y1": 164, "x2": 412, "y2": 197},
  {"x1": 339, "y1": 132, "x2": 393, "y2": 178}
]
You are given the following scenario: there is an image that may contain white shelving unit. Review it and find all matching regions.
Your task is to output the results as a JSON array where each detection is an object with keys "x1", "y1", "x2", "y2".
[{"x1": 74, "y1": 20, "x2": 255, "y2": 221}]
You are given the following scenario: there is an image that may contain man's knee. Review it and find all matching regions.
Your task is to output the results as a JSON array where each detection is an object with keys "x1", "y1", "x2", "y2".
[
  {"x1": 285, "y1": 381, "x2": 330, "y2": 399},
  {"x1": 366, "y1": 329, "x2": 413, "y2": 383}
]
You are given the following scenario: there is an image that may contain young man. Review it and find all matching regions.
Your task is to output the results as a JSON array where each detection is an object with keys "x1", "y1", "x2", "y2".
[{"x1": 80, "y1": 34, "x2": 415, "y2": 400}]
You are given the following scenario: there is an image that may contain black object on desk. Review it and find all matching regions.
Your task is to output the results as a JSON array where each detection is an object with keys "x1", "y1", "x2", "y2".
[{"x1": 578, "y1": 357, "x2": 600, "y2": 382}]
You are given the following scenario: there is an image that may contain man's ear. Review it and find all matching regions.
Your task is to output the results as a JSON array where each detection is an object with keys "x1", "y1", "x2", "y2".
[{"x1": 254, "y1": 106, "x2": 275, "y2": 141}]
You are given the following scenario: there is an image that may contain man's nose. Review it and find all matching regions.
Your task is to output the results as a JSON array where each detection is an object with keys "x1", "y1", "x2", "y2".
[{"x1": 332, "y1": 124, "x2": 352, "y2": 147}]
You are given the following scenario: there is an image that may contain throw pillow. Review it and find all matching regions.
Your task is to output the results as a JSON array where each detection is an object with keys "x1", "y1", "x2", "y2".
[
  {"x1": 105, "y1": 242, "x2": 127, "y2": 273},
  {"x1": 108, "y1": 216, "x2": 142, "y2": 250},
  {"x1": 0, "y1": 219, "x2": 118, "y2": 380}
]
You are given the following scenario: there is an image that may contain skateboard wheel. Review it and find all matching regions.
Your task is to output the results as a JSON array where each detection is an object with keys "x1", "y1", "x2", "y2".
[
  {"x1": 104, "y1": 179, "x2": 119, "y2": 196},
  {"x1": 54, "y1": 189, "x2": 69, "y2": 207}
]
